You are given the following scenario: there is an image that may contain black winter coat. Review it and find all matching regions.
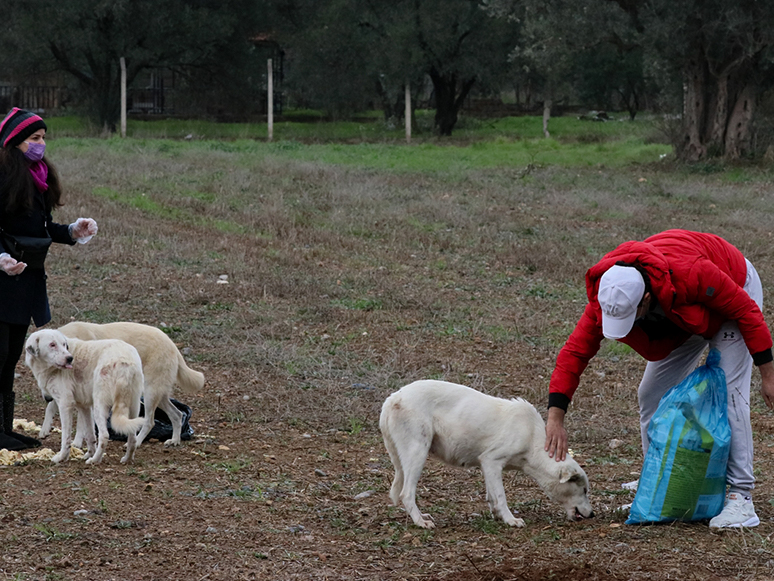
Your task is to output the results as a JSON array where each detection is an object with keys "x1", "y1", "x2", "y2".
[{"x1": 0, "y1": 174, "x2": 75, "y2": 327}]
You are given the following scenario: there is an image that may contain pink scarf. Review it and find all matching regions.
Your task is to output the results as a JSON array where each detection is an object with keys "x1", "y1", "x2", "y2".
[{"x1": 28, "y1": 160, "x2": 49, "y2": 192}]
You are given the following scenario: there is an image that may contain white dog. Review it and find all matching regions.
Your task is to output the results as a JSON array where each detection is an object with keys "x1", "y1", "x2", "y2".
[
  {"x1": 40, "y1": 321, "x2": 204, "y2": 447},
  {"x1": 379, "y1": 380, "x2": 594, "y2": 528},
  {"x1": 25, "y1": 329, "x2": 145, "y2": 464}
]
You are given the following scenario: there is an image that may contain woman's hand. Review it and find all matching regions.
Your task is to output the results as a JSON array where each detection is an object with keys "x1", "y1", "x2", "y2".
[
  {"x1": 70, "y1": 218, "x2": 98, "y2": 243},
  {"x1": 0, "y1": 253, "x2": 26, "y2": 275}
]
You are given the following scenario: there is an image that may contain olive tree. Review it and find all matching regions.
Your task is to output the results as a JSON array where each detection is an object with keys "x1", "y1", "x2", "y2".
[{"x1": 0, "y1": 0, "x2": 263, "y2": 130}]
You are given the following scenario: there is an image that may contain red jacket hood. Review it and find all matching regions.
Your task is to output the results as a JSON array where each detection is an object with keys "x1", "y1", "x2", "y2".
[{"x1": 586, "y1": 240, "x2": 677, "y2": 314}]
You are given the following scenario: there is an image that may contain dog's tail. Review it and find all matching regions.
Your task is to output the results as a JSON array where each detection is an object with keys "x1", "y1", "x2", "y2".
[
  {"x1": 176, "y1": 350, "x2": 205, "y2": 394},
  {"x1": 109, "y1": 362, "x2": 145, "y2": 436},
  {"x1": 109, "y1": 404, "x2": 145, "y2": 436}
]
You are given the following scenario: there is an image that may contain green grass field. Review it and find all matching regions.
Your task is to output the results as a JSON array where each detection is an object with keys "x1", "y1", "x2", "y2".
[{"x1": 46, "y1": 111, "x2": 673, "y2": 171}]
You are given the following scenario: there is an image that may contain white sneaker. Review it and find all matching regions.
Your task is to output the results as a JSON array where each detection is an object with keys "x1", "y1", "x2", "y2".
[
  {"x1": 622, "y1": 479, "x2": 639, "y2": 491},
  {"x1": 709, "y1": 493, "x2": 760, "y2": 529}
]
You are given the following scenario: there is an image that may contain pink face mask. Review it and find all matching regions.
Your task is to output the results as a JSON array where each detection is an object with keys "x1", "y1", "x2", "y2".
[{"x1": 23, "y1": 141, "x2": 46, "y2": 162}]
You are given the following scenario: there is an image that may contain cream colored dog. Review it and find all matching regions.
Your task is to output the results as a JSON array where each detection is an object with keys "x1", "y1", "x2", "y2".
[
  {"x1": 25, "y1": 329, "x2": 145, "y2": 464},
  {"x1": 380, "y1": 380, "x2": 594, "y2": 528},
  {"x1": 40, "y1": 321, "x2": 204, "y2": 447}
]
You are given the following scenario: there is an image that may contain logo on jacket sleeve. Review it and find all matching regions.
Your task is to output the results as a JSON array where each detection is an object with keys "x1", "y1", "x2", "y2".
[{"x1": 706, "y1": 287, "x2": 715, "y2": 297}]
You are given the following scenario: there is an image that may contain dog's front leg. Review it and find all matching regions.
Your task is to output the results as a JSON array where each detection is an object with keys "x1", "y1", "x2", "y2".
[
  {"x1": 77, "y1": 407, "x2": 97, "y2": 460},
  {"x1": 40, "y1": 399, "x2": 57, "y2": 439},
  {"x1": 73, "y1": 407, "x2": 94, "y2": 453},
  {"x1": 481, "y1": 460, "x2": 524, "y2": 527},
  {"x1": 72, "y1": 413, "x2": 87, "y2": 450},
  {"x1": 51, "y1": 398, "x2": 74, "y2": 463}
]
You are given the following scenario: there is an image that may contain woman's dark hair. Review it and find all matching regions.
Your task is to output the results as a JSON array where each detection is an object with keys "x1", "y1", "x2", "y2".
[{"x1": 0, "y1": 147, "x2": 63, "y2": 213}]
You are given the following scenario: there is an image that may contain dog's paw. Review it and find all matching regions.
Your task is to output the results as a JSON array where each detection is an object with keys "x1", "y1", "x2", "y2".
[
  {"x1": 415, "y1": 514, "x2": 436, "y2": 529},
  {"x1": 51, "y1": 452, "x2": 68, "y2": 464},
  {"x1": 39, "y1": 430, "x2": 50, "y2": 439},
  {"x1": 163, "y1": 439, "x2": 181, "y2": 447},
  {"x1": 505, "y1": 517, "x2": 525, "y2": 527},
  {"x1": 85, "y1": 456, "x2": 101, "y2": 465}
]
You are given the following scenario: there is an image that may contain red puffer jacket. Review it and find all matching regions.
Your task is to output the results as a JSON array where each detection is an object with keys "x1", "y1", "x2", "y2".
[{"x1": 548, "y1": 229, "x2": 773, "y2": 410}]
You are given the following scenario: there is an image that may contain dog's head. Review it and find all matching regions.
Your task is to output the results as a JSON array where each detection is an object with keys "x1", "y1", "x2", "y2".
[
  {"x1": 25, "y1": 329, "x2": 73, "y2": 371},
  {"x1": 544, "y1": 459, "x2": 594, "y2": 522}
]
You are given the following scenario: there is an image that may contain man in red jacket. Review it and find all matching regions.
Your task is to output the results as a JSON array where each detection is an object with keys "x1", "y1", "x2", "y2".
[{"x1": 544, "y1": 229, "x2": 774, "y2": 528}]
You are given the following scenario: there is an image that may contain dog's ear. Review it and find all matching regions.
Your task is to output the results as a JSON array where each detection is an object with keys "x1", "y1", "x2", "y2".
[
  {"x1": 26, "y1": 337, "x2": 40, "y2": 358},
  {"x1": 559, "y1": 466, "x2": 580, "y2": 484}
]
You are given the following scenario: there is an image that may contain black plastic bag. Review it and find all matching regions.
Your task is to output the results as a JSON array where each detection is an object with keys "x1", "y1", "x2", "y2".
[{"x1": 107, "y1": 398, "x2": 194, "y2": 442}]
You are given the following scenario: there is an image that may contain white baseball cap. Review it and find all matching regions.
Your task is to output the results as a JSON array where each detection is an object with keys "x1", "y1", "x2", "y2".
[{"x1": 598, "y1": 265, "x2": 645, "y2": 340}]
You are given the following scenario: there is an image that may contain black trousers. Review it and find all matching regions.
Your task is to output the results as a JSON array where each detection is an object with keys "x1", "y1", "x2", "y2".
[{"x1": 0, "y1": 322, "x2": 28, "y2": 395}]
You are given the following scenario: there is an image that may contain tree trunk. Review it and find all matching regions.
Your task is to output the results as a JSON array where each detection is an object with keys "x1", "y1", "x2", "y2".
[
  {"x1": 619, "y1": 81, "x2": 639, "y2": 120},
  {"x1": 97, "y1": 83, "x2": 120, "y2": 133},
  {"x1": 725, "y1": 83, "x2": 756, "y2": 159},
  {"x1": 705, "y1": 73, "x2": 729, "y2": 156},
  {"x1": 679, "y1": 35, "x2": 761, "y2": 162},
  {"x1": 429, "y1": 67, "x2": 475, "y2": 136},
  {"x1": 680, "y1": 53, "x2": 707, "y2": 161},
  {"x1": 376, "y1": 78, "x2": 403, "y2": 122}
]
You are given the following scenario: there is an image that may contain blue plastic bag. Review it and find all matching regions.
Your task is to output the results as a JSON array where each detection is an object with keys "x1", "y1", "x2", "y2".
[{"x1": 627, "y1": 349, "x2": 730, "y2": 524}]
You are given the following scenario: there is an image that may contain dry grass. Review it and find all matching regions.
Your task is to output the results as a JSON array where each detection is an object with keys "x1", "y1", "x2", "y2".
[{"x1": 2, "y1": 139, "x2": 774, "y2": 579}]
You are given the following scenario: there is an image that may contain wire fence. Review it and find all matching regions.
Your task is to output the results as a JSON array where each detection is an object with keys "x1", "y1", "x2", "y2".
[
  {"x1": 0, "y1": 84, "x2": 282, "y2": 117},
  {"x1": 0, "y1": 85, "x2": 67, "y2": 113}
]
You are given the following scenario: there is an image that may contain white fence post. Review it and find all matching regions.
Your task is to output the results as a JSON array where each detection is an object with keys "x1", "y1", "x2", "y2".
[
  {"x1": 405, "y1": 81, "x2": 411, "y2": 144},
  {"x1": 267, "y1": 59, "x2": 274, "y2": 142},
  {"x1": 120, "y1": 57, "x2": 127, "y2": 138},
  {"x1": 542, "y1": 99, "x2": 551, "y2": 139}
]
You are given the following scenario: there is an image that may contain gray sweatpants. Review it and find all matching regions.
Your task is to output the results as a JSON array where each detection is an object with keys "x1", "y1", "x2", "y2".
[{"x1": 637, "y1": 259, "x2": 761, "y2": 495}]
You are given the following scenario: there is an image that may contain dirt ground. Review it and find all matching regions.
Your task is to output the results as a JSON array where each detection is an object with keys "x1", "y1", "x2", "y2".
[
  {"x1": 5, "y1": 377, "x2": 774, "y2": 581},
  {"x1": 8, "y1": 381, "x2": 773, "y2": 581},
  {"x1": 3, "y1": 147, "x2": 774, "y2": 580}
]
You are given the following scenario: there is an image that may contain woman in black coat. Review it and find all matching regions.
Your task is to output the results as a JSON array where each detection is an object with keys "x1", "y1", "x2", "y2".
[{"x1": 0, "y1": 108, "x2": 97, "y2": 451}]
